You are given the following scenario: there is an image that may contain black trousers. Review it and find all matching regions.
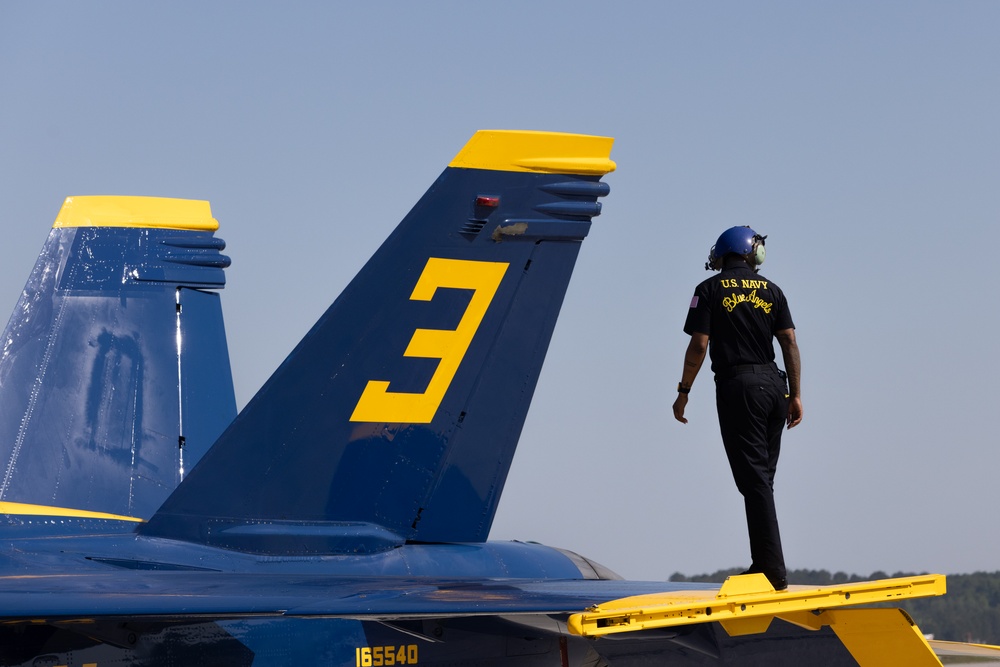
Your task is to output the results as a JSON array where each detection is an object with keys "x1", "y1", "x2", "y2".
[{"x1": 715, "y1": 365, "x2": 788, "y2": 581}]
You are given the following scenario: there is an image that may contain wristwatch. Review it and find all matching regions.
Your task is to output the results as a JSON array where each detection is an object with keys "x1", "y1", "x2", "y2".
[{"x1": 677, "y1": 382, "x2": 691, "y2": 394}]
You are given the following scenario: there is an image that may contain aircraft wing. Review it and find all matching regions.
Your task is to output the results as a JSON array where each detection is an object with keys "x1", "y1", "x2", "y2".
[
  {"x1": 0, "y1": 571, "x2": 947, "y2": 667},
  {"x1": 0, "y1": 571, "x2": 943, "y2": 620},
  {"x1": 0, "y1": 573, "x2": 616, "y2": 619}
]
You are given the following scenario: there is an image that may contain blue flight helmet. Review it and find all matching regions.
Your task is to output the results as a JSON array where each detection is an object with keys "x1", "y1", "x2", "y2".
[{"x1": 705, "y1": 225, "x2": 767, "y2": 271}]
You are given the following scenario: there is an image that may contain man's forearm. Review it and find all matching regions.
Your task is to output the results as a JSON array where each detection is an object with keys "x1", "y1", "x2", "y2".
[
  {"x1": 679, "y1": 333, "x2": 709, "y2": 389},
  {"x1": 673, "y1": 333, "x2": 708, "y2": 424}
]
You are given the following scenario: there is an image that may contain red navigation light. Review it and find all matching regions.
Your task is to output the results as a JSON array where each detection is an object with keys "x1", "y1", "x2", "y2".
[{"x1": 475, "y1": 195, "x2": 500, "y2": 208}]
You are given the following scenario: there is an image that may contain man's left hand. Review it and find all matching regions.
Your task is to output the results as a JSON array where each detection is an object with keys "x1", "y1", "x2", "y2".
[{"x1": 786, "y1": 397, "x2": 803, "y2": 429}]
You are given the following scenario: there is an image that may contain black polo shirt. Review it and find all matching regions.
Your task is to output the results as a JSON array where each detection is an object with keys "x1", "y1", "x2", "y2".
[{"x1": 683, "y1": 258, "x2": 794, "y2": 374}]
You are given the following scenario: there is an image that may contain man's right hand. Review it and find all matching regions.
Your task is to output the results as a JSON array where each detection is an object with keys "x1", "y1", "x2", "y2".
[{"x1": 673, "y1": 394, "x2": 689, "y2": 424}]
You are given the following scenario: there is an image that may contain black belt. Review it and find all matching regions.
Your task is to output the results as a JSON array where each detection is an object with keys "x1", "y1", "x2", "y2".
[{"x1": 715, "y1": 362, "x2": 779, "y2": 379}]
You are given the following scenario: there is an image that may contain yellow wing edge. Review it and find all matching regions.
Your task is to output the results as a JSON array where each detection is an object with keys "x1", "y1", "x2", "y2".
[
  {"x1": 567, "y1": 573, "x2": 946, "y2": 637},
  {"x1": 568, "y1": 574, "x2": 948, "y2": 667},
  {"x1": 448, "y1": 130, "x2": 616, "y2": 176},
  {"x1": 0, "y1": 501, "x2": 143, "y2": 523},
  {"x1": 53, "y1": 195, "x2": 219, "y2": 231}
]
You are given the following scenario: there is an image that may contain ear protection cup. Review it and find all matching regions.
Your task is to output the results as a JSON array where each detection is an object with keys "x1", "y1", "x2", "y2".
[
  {"x1": 753, "y1": 242, "x2": 766, "y2": 266},
  {"x1": 705, "y1": 244, "x2": 720, "y2": 271}
]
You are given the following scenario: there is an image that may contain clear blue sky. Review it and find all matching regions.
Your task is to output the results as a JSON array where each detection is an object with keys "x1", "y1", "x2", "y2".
[{"x1": 2, "y1": 2, "x2": 997, "y2": 581}]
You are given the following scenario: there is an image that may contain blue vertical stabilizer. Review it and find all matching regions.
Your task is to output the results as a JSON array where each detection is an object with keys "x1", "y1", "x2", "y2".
[
  {"x1": 0, "y1": 197, "x2": 237, "y2": 523},
  {"x1": 142, "y1": 131, "x2": 616, "y2": 553}
]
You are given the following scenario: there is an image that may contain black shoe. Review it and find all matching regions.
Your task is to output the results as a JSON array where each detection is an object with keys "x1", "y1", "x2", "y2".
[{"x1": 768, "y1": 576, "x2": 788, "y2": 592}]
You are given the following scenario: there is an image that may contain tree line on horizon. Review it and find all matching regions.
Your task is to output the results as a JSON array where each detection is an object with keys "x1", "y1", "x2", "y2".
[{"x1": 669, "y1": 569, "x2": 1000, "y2": 644}]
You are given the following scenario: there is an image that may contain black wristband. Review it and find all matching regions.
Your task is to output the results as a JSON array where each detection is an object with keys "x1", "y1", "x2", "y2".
[{"x1": 677, "y1": 383, "x2": 691, "y2": 394}]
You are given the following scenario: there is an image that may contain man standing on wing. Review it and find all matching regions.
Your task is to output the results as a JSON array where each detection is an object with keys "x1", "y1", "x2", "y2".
[{"x1": 672, "y1": 226, "x2": 802, "y2": 592}]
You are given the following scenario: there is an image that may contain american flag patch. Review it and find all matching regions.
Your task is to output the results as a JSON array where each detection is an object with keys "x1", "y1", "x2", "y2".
[{"x1": 690, "y1": 296, "x2": 699, "y2": 308}]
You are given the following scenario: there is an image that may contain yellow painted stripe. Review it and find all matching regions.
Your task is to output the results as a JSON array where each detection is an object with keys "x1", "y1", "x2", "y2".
[
  {"x1": 53, "y1": 195, "x2": 218, "y2": 231},
  {"x1": 0, "y1": 501, "x2": 143, "y2": 523},
  {"x1": 448, "y1": 130, "x2": 616, "y2": 175}
]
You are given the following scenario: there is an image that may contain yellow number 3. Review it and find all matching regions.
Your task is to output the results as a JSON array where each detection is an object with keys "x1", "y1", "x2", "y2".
[{"x1": 349, "y1": 257, "x2": 509, "y2": 424}]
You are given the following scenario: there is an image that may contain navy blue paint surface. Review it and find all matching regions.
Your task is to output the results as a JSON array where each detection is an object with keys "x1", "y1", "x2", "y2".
[
  {"x1": 0, "y1": 227, "x2": 235, "y2": 520},
  {"x1": 141, "y1": 166, "x2": 606, "y2": 550}
]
